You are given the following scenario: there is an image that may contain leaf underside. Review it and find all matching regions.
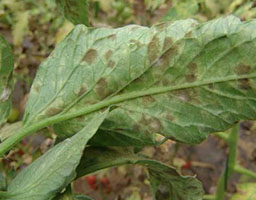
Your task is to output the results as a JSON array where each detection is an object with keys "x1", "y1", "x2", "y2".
[
  {"x1": 76, "y1": 147, "x2": 204, "y2": 200},
  {"x1": 0, "y1": 34, "x2": 14, "y2": 127},
  {"x1": 23, "y1": 15, "x2": 256, "y2": 146},
  {"x1": 3, "y1": 111, "x2": 108, "y2": 200}
]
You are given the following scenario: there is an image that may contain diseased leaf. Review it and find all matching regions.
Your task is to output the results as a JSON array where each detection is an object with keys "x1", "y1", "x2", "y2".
[
  {"x1": 0, "y1": 34, "x2": 14, "y2": 127},
  {"x1": 0, "y1": 122, "x2": 22, "y2": 141},
  {"x1": 76, "y1": 147, "x2": 204, "y2": 200},
  {"x1": 1, "y1": 110, "x2": 108, "y2": 200},
  {"x1": 56, "y1": 0, "x2": 89, "y2": 26},
  {"x1": 0, "y1": 173, "x2": 6, "y2": 191},
  {"x1": 230, "y1": 183, "x2": 256, "y2": 200},
  {"x1": 53, "y1": 185, "x2": 94, "y2": 200},
  {"x1": 23, "y1": 16, "x2": 256, "y2": 146}
]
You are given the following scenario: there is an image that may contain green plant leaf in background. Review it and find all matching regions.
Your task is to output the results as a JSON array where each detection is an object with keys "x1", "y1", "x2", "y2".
[
  {"x1": 12, "y1": 11, "x2": 29, "y2": 46},
  {"x1": 0, "y1": 34, "x2": 14, "y2": 127},
  {"x1": 230, "y1": 183, "x2": 256, "y2": 200},
  {"x1": 145, "y1": 0, "x2": 166, "y2": 11},
  {"x1": 56, "y1": 0, "x2": 89, "y2": 26},
  {"x1": 0, "y1": 173, "x2": 6, "y2": 191},
  {"x1": 0, "y1": 122, "x2": 21, "y2": 141},
  {"x1": 162, "y1": 0, "x2": 199, "y2": 21},
  {"x1": 53, "y1": 185, "x2": 94, "y2": 200},
  {"x1": 0, "y1": 110, "x2": 108, "y2": 200},
  {"x1": 76, "y1": 147, "x2": 204, "y2": 200}
]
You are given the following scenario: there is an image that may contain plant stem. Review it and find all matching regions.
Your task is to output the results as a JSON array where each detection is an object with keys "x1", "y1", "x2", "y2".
[
  {"x1": 234, "y1": 164, "x2": 256, "y2": 179},
  {"x1": 215, "y1": 124, "x2": 239, "y2": 200},
  {"x1": 215, "y1": 171, "x2": 226, "y2": 200},
  {"x1": 215, "y1": 132, "x2": 229, "y2": 142},
  {"x1": 203, "y1": 194, "x2": 215, "y2": 200}
]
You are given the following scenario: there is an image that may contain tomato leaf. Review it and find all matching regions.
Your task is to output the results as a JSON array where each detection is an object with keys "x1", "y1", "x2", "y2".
[
  {"x1": 0, "y1": 34, "x2": 14, "y2": 127},
  {"x1": 230, "y1": 183, "x2": 256, "y2": 200},
  {"x1": 1, "y1": 110, "x2": 108, "y2": 200},
  {"x1": 76, "y1": 147, "x2": 204, "y2": 200},
  {"x1": 21, "y1": 16, "x2": 256, "y2": 145}
]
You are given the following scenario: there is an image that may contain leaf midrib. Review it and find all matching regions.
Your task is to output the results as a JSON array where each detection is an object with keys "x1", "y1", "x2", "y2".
[
  {"x1": 1, "y1": 73, "x2": 255, "y2": 157},
  {"x1": 46, "y1": 73, "x2": 256, "y2": 125}
]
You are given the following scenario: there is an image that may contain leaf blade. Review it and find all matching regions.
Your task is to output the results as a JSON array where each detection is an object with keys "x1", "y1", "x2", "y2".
[
  {"x1": 76, "y1": 147, "x2": 204, "y2": 200},
  {"x1": 23, "y1": 16, "x2": 256, "y2": 146},
  {"x1": 0, "y1": 34, "x2": 14, "y2": 127},
  {"x1": 3, "y1": 110, "x2": 108, "y2": 200}
]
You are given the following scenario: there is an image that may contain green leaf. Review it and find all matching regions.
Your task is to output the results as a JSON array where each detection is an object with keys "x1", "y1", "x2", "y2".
[
  {"x1": 0, "y1": 34, "x2": 14, "y2": 127},
  {"x1": 56, "y1": 0, "x2": 89, "y2": 26},
  {"x1": 74, "y1": 195, "x2": 93, "y2": 200},
  {"x1": 0, "y1": 122, "x2": 22, "y2": 141},
  {"x1": 76, "y1": 147, "x2": 204, "y2": 200},
  {"x1": 162, "y1": 0, "x2": 199, "y2": 21},
  {"x1": 53, "y1": 185, "x2": 94, "y2": 200},
  {"x1": 1, "y1": 110, "x2": 108, "y2": 200},
  {"x1": 0, "y1": 173, "x2": 6, "y2": 191},
  {"x1": 22, "y1": 16, "x2": 256, "y2": 146},
  {"x1": 145, "y1": 0, "x2": 165, "y2": 11},
  {"x1": 230, "y1": 183, "x2": 256, "y2": 200},
  {"x1": 12, "y1": 11, "x2": 29, "y2": 46}
]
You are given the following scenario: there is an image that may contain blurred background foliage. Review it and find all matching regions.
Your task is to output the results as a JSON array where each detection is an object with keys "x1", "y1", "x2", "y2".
[{"x1": 1, "y1": 0, "x2": 256, "y2": 199}]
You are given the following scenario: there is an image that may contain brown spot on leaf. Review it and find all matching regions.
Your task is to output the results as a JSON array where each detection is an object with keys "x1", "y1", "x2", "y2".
[
  {"x1": 185, "y1": 63, "x2": 197, "y2": 82},
  {"x1": 208, "y1": 83, "x2": 214, "y2": 89},
  {"x1": 148, "y1": 35, "x2": 160, "y2": 63},
  {"x1": 148, "y1": 118, "x2": 162, "y2": 132},
  {"x1": 131, "y1": 26, "x2": 140, "y2": 31},
  {"x1": 107, "y1": 60, "x2": 116, "y2": 68},
  {"x1": 34, "y1": 83, "x2": 41, "y2": 92},
  {"x1": 95, "y1": 78, "x2": 113, "y2": 99},
  {"x1": 83, "y1": 49, "x2": 98, "y2": 64},
  {"x1": 154, "y1": 22, "x2": 169, "y2": 31},
  {"x1": 185, "y1": 74, "x2": 197, "y2": 83},
  {"x1": 188, "y1": 63, "x2": 197, "y2": 73},
  {"x1": 185, "y1": 31, "x2": 193, "y2": 38},
  {"x1": 107, "y1": 34, "x2": 117, "y2": 40},
  {"x1": 133, "y1": 124, "x2": 140, "y2": 132},
  {"x1": 154, "y1": 47, "x2": 177, "y2": 70},
  {"x1": 77, "y1": 86, "x2": 87, "y2": 97},
  {"x1": 139, "y1": 114, "x2": 163, "y2": 133},
  {"x1": 104, "y1": 50, "x2": 113, "y2": 60},
  {"x1": 238, "y1": 78, "x2": 251, "y2": 89},
  {"x1": 46, "y1": 107, "x2": 63, "y2": 116},
  {"x1": 162, "y1": 79, "x2": 170, "y2": 86},
  {"x1": 173, "y1": 89, "x2": 191, "y2": 102},
  {"x1": 165, "y1": 114, "x2": 175, "y2": 122},
  {"x1": 129, "y1": 39, "x2": 141, "y2": 48},
  {"x1": 163, "y1": 37, "x2": 173, "y2": 51},
  {"x1": 235, "y1": 64, "x2": 251, "y2": 75},
  {"x1": 155, "y1": 186, "x2": 170, "y2": 199},
  {"x1": 82, "y1": 99, "x2": 97, "y2": 105},
  {"x1": 142, "y1": 95, "x2": 156, "y2": 104}
]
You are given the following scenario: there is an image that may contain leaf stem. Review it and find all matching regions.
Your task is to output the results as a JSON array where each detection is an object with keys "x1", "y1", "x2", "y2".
[
  {"x1": 203, "y1": 194, "x2": 215, "y2": 200},
  {"x1": 234, "y1": 164, "x2": 256, "y2": 179},
  {"x1": 214, "y1": 132, "x2": 229, "y2": 142},
  {"x1": 0, "y1": 74, "x2": 255, "y2": 157},
  {"x1": 215, "y1": 124, "x2": 239, "y2": 200}
]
